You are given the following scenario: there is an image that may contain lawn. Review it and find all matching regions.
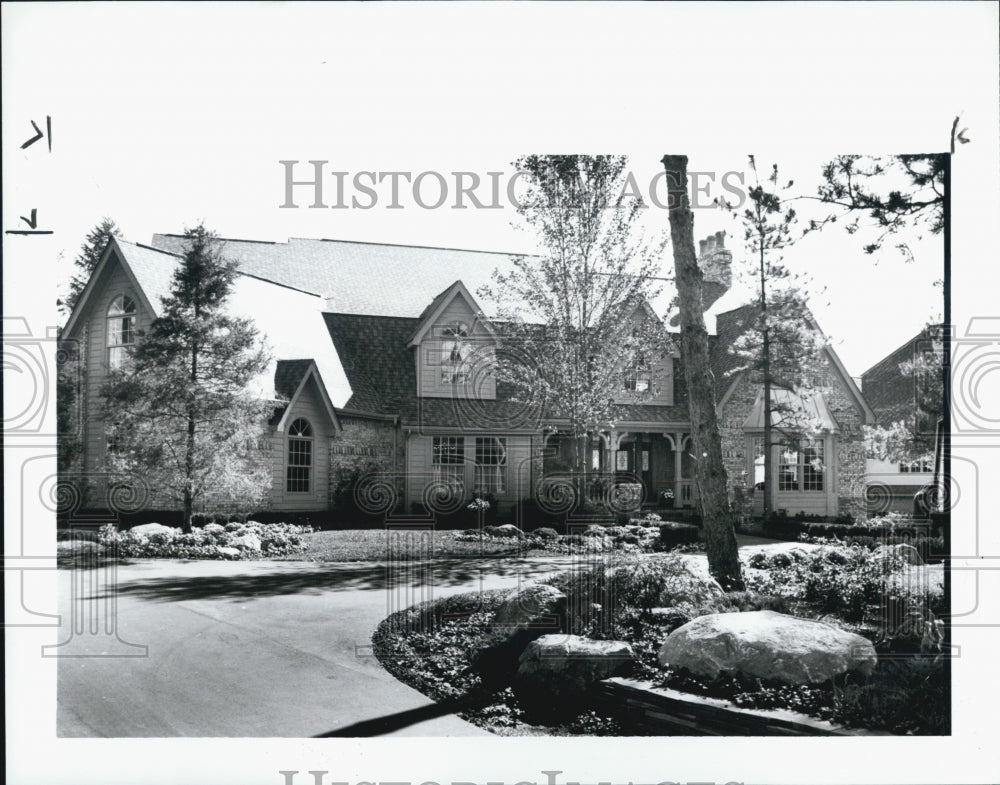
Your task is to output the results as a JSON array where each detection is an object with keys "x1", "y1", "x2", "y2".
[{"x1": 290, "y1": 529, "x2": 548, "y2": 561}]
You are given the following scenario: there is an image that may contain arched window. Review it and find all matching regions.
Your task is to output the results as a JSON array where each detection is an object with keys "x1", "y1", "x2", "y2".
[
  {"x1": 107, "y1": 295, "x2": 136, "y2": 370},
  {"x1": 286, "y1": 418, "x2": 313, "y2": 493}
]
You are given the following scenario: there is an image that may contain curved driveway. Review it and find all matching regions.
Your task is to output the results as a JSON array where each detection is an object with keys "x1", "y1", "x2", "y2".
[{"x1": 56, "y1": 555, "x2": 574, "y2": 737}]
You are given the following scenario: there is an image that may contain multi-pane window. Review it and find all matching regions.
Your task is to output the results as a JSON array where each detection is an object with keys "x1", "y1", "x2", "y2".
[
  {"x1": 286, "y1": 418, "x2": 313, "y2": 493},
  {"x1": 899, "y1": 456, "x2": 934, "y2": 473},
  {"x1": 778, "y1": 444, "x2": 800, "y2": 491},
  {"x1": 107, "y1": 295, "x2": 136, "y2": 370},
  {"x1": 439, "y1": 322, "x2": 470, "y2": 385},
  {"x1": 802, "y1": 441, "x2": 825, "y2": 491},
  {"x1": 432, "y1": 436, "x2": 465, "y2": 490},
  {"x1": 624, "y1": 355, "x2": 652, "y2": 392},
  {"x1": 778, "y1": 439, "x2": 825, "y2": 492},
  {"x1": 474, "y1": 437, "x2": 507, "y2": 494}
]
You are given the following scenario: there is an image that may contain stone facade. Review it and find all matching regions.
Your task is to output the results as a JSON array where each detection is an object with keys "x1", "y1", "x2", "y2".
[{"x1": 718, "y1": 348, "x2": 867, "y2": 518}]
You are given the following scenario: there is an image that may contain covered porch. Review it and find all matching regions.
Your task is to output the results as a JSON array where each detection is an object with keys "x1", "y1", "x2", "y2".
[{"x1": 541, "y1": 429, "x2": 699, "y2": 510}]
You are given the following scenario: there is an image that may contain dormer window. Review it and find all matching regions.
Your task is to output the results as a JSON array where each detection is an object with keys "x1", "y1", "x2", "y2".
[
  {"x1": 107, "y1": 295, "x2": 136, "y2": 370},
  {"x1": 624, "y1": 354, "x2": 652, "y2": 393},
  {"x1": 440, "y1": 321, "x2": 471, "y2": 385}
]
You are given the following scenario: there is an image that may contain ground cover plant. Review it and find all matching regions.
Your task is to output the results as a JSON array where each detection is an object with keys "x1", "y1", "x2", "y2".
[{"x1": 374, "y1": 546, "x2": 948, "y2": 735}]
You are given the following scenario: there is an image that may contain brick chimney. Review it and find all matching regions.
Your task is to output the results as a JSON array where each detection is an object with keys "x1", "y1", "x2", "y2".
[{"x1": 698, "y1": 230, "x2": 732, "y2": 310}]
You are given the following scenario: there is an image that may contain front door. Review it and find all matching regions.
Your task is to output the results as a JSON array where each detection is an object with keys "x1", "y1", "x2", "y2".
[{"x1": 617, "y1": 437, "x2": 656, "y2": 504}]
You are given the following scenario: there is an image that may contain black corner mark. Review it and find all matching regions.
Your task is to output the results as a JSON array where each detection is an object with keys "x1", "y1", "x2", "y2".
[
  {"x1": 6, "y1": 208, "x2": 53, "y2": 235},
  {"x1": 20, "y1": 116, "x2": 52, "y2": 151}
]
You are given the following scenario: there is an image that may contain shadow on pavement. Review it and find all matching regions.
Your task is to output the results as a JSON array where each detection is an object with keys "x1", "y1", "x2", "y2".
[{"x1": 106, "y1": 557, "x2": 573, "y2": 603}]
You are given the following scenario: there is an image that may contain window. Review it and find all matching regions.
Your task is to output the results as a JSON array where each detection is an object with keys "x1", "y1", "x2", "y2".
[
  {"x1": 107, "y1": 295, "x2": 136, "y2": 370},
  {"x1": 899, "y1": 456, "x2": 934, "y2": 473},
  {"x1": 286, "y1": 418, "x2": 313, "y2": 493},
  {"x1": 624, "y1": 355, "x2": 652, "y2": 393},
  {"x1": 432, "y1": 436, "x2": 465, "y2": 490},
  {"x1": 802, "y1": 441, "x2": 825, "y2": 491},
  {"x1": 749, "y1": 436, "x2": 765, "y2": 488},
  {"x1": 778, "y1": 439, "x2": 825, "y2": 492},
  {"x1": 439, "y1": 322, "x2": 470, "y2": 385},
  {"x1": 474, "y1": 437, "x2": 507, "y2": 494}
]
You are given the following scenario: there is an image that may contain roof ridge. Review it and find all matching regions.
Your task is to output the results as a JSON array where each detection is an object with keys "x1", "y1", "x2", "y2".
[
  {"x1": 307, "y1": 237, "x2": 534, "y2": 256},
  {"x1": 323, "y1": 311, "x2": 419, "y2": 321},
  {"x1": 155, "y1": 233, "x2": 278, "y2": 245},
  {"x1": 131, "y1": 240, "x2": 184, "y2": 259}
]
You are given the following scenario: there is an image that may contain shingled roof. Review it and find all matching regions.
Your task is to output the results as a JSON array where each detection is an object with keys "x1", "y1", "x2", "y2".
[
  {"x1": 150, "y1": 234, "x2": 524, "y2": 318},
  {"x1": 861, "y1": 326, "x2": 940, "y2": 427}
]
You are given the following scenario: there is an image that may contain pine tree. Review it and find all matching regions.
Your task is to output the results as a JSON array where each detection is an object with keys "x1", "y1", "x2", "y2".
[
  {"x1": 62, "y1": 217, "x2": 123, "y2": 315},
  {"x1": 720, "y1": 158, "x2": 828, "y2": 519},
  {"x1": 101, "y1": 224, "x2": 272, "y2": 530}
]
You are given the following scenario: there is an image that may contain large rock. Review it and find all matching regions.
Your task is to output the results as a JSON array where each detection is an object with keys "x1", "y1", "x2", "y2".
[
  {"x1": 658, "y1": 610, "x2": 877, "y2": 684},
  {"x1": 128, "y1": 523, "x2": 181, "y2": 539},
  {"x1": 517, "y1": 634, "x2": 634, "y2": 696},
  {"x1": 492, "y1": 584, "x2": 566, "y2": 633}
]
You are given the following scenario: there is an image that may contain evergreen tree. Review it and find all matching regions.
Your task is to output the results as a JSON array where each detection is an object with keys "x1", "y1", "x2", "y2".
[
  {"x1": 62, "y1": 217, "x2": 123, "y2": 315},
  {"x1": 720, "y1": 158, "x2": 828, "y2": 518},
  {"x1": 101, "y1": 224, "x2": 272, "y2": 530}
]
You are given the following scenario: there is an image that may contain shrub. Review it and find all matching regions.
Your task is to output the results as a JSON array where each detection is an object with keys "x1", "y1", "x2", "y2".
[
  {"x1": 97, "y1": 521, "x2": 313, "y2": 560},
  {"x1": 658, "y1": 522, "x2": 701, "y2": 550},
  {"x1": 534, "y1": 527, "x2": 559, "y2": 540}
]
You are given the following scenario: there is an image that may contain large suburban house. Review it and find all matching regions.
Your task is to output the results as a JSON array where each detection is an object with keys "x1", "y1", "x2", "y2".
[
  {"x1": 861, "y1": 326, "x2": 943, "y2": 514},
  {"x1": 60, "y1": 230, "x2": 874, "y2": 522}
]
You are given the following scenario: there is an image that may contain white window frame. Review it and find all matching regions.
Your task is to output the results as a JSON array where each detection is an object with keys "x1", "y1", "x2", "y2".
[
  {"x1": 286, "y1": 418, "x2": 313, "y2": 493},
  {"x1": 107, "y1": 294, "x2": 136, "y2": 370},
  {"x1": 474, "y1": 436, "x2": 507, "y2": 495}
]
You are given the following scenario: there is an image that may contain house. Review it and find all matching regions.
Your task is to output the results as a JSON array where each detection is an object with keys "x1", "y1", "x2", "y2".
[
  {"x1": 59, "y1": 230, "x2": 872, "y2": 522},
  {"x1": 861, "y1": 326, "x2": 943, "y2": 514}
]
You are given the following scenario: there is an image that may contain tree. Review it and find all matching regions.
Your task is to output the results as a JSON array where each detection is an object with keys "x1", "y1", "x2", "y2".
[
  {"x1": 661, "y1": 154, "x2": 744, "y2": 591},
  {"x1": 721, "y1": 158, "x2": 829, "y2": 518},
  {"x1": 864, "y1": 322, "x2": 944, "y2": 466},
  {"x1": 58, "y1": 220, "x2": 124, "y2": 478},
  {"x1": 812, "y1": 154, "x2": 944, "y2": 262},
  {"x1": 62, "y1": 217, "x2": 123, "y2": 316},
  {"x1": 101, "y1": 224, "x2": 272, "y2": 530},
  {"x1": 480, "y1": 155, "x2": 671, "y2": 492}
]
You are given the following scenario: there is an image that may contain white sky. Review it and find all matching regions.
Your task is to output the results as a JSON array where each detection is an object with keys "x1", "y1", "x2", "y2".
[{"x1": 4, "y1": 4, "x2": 1000, "y2": 785}]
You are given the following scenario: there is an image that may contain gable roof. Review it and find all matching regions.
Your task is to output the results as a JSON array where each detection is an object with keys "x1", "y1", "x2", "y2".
[
  {"x1": 711, "y1": 303, "x2": 874, "y2": 423},
  {"x1": 150, "y1": 234, "x2": 524, "y2": 318},
  {"x1": 407, "y1": 280, "x2": 497, "y2": 346},
  {"x1": 65, "y1": 237, "x2": 353, "y2": 408},
  {"x1": 861, "y1": 326, "x2": 940, "y2": 427},
  {"x1": 271, "y1": 359, "x2": 341, "y2": 433}
]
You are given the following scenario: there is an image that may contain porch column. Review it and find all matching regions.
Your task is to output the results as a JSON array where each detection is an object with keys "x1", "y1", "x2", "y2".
[{"x1": 673, "y1": 432, "x2": 684, "y2": 490}]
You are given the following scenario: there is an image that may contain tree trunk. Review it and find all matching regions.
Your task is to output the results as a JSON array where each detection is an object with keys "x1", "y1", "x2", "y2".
[
  {"x1": 661, "y1": 155, "x2": 745, "y2": 591},
  {"x1": 759, "y1": 241, "x2": 773, "y2": 520}
]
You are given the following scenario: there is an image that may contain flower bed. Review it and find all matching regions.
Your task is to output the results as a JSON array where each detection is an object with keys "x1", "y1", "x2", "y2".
[
  {"x1": 374, "y1": 546, "x2": 949, "y2": 735},
  {"x1": 97, "y1": 521, "x2": 313, "y2": 559}
]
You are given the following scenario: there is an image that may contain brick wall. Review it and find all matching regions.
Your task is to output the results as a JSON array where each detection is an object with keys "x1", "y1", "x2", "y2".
[
  {"x1": 328, "y1": 414, "x2": 403, "y2": 511},
  {"x1": 717, "y1": 349, "x2": 867, "y2": 518}
]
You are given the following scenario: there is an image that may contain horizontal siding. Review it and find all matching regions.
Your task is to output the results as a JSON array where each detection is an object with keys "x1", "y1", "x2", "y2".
[
  {"x1": 77, "y1": 256, "x2": 153, "y2": 503},
  {"x1": 270, "y1": 376, "x2": 333, "y2": 511},
  {"x1": 417, "y1": 293, "x2": 496, "y2": 399},
  {"x1": 405, "y1": 433, "x2": 533, "y2": 510}
]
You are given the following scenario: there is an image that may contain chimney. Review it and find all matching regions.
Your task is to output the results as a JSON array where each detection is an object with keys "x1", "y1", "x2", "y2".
[{"x1": 698, "y1": 230, "x2": 732, "y2": 310}]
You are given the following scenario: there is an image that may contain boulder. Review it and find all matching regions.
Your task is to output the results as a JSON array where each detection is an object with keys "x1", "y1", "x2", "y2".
[
  {"x1": 217, "y1": 546, "x2": 241, "y2": 558},
  {"x1": 492, "y1": 524, "x2": 523, "y2": 538},
  {"x1": 229, "y1": 532, "x2": 262, "y2": 552},
  {"x1": 658, "y1": 610, "x2": 877, "y2": 684},
  {"x1": 517, "y1": 634, "x2": 634, "y2": 697},
  {"x1": 492, "y1": 584, "x2": 566, "y2": 633},
  {"x1": 128, "y1": 523, "x2": 180, "y2": 539},
  {"x1": 874, "y1": 543, "x2": 923, "y2": 566}
]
